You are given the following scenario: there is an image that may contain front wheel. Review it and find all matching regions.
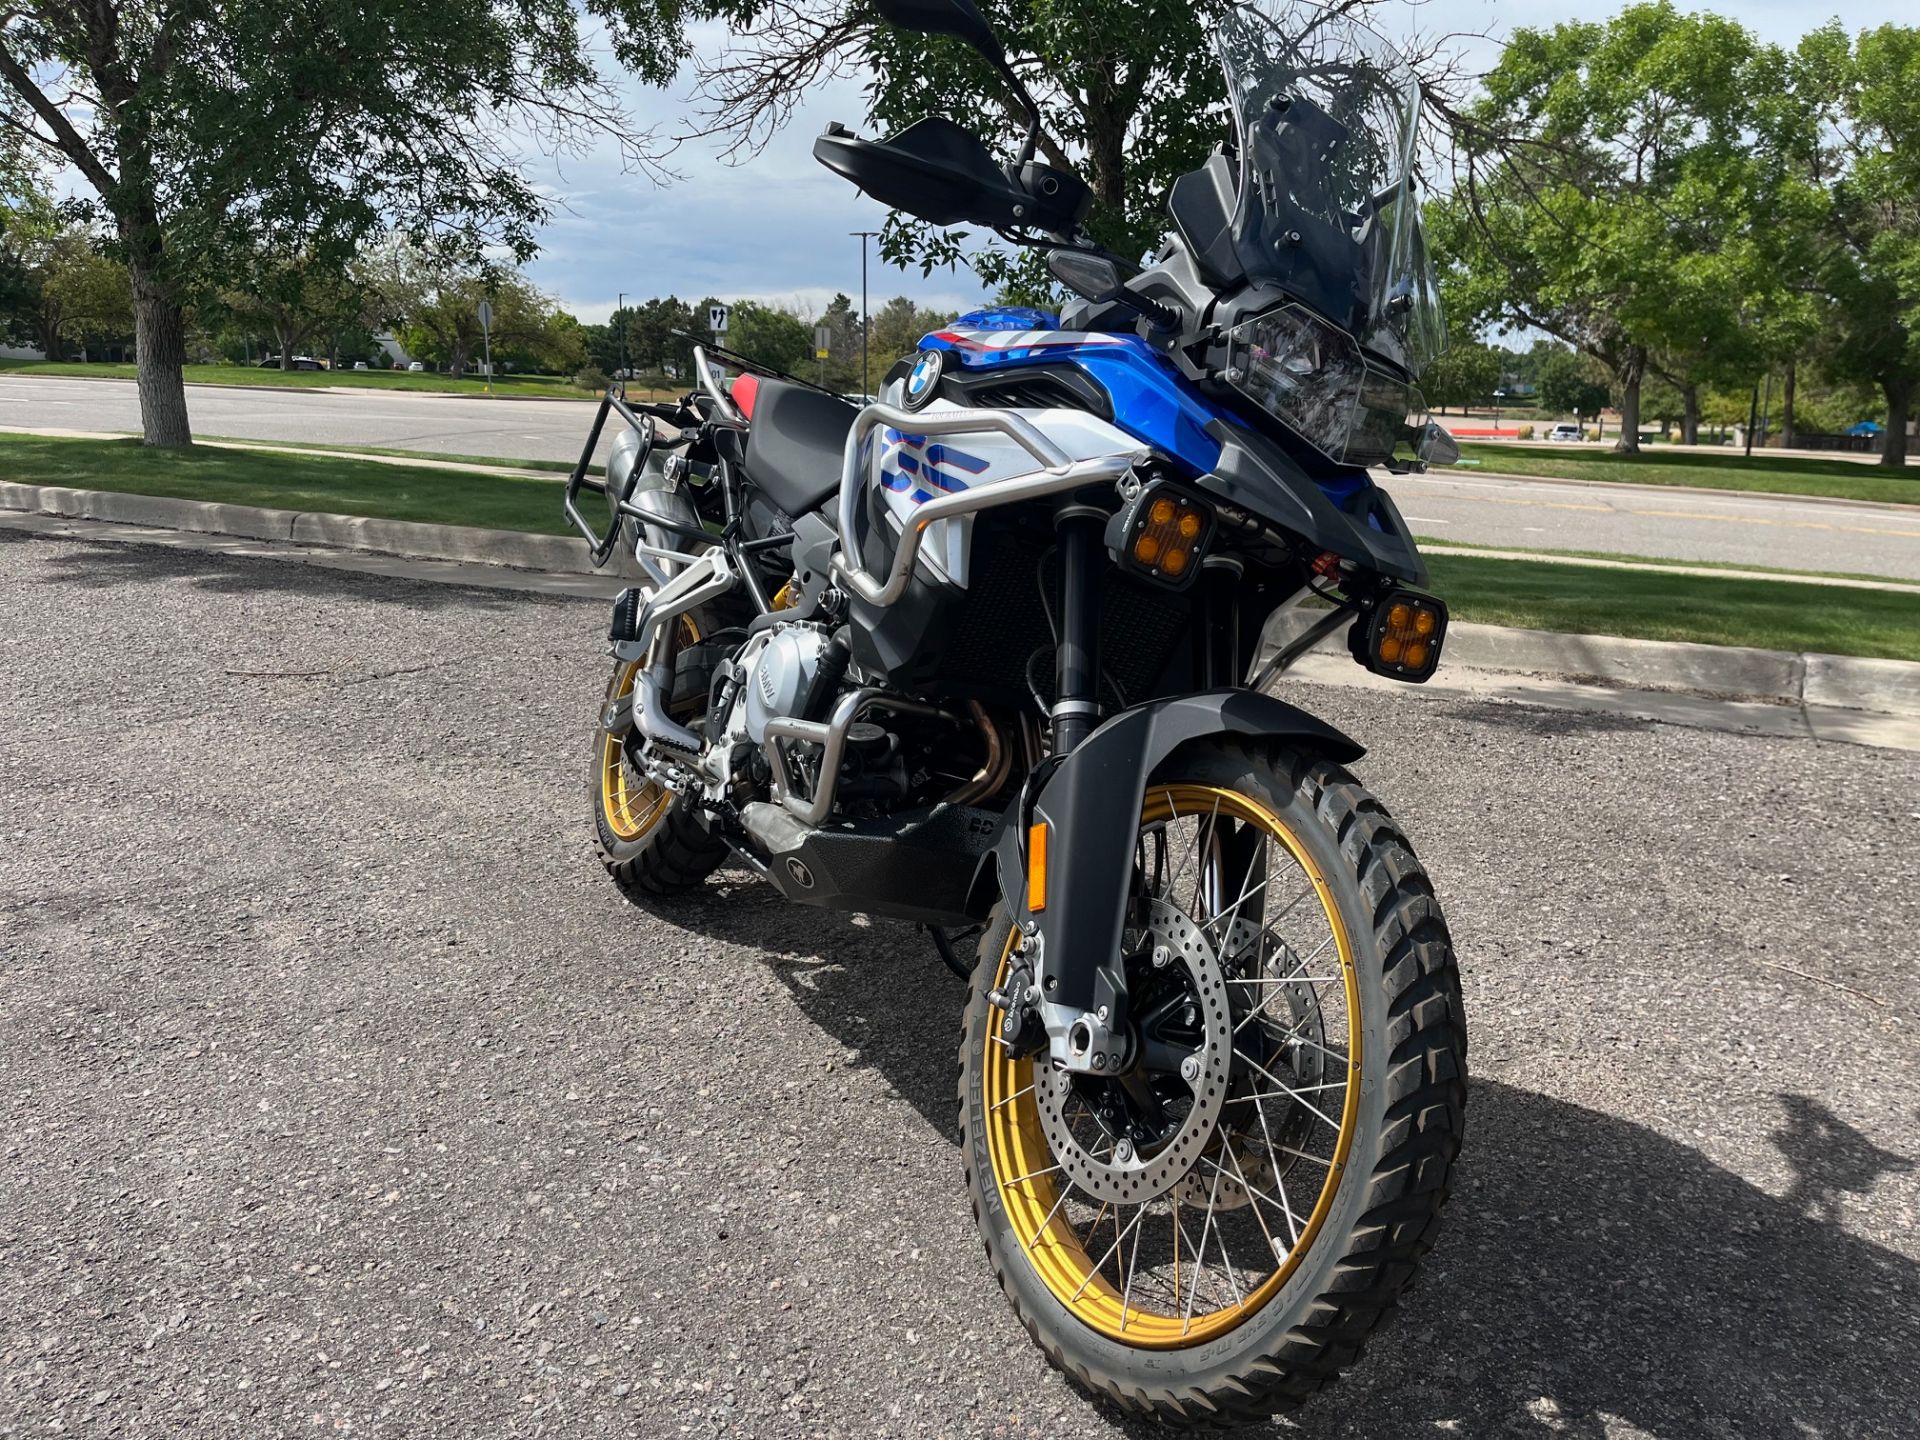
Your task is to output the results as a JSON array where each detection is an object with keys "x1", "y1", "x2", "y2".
[{"x1": 957, "y1": 741, "x2": 1466, "y2": 1425}]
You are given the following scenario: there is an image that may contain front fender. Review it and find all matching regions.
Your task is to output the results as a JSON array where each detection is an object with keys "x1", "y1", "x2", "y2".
[{"x1": 983, "y1": 689, "x2": 1361, "y2": 1069}]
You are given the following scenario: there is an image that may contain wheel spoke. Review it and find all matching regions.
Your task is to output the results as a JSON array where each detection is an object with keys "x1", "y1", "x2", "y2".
[
  {"x1": 1023, "y1": 1184, "x2": 1073, "y2": 1254},
  {"x1": 989, "y1": 1082, "x2": 1036, "y2": 1114},
  {"x1": 1234, "y1": 1047, "x2": 1345, "y2": 1132},
  {"x1": 1002, "y1": 1160, "x2": 1065, "y2": 1188},
  {"x1": 1069, "y1": 1204, "x2": 1147, "y2": 1303}
]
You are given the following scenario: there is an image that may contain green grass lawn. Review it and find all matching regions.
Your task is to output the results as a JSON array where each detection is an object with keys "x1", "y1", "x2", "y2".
[
  {"x1": 1426, "y1": 551, "x2": 1920, "y2": 662},
  {"x1": 0, "y1": 357, "x2": 589, "y2": 399},
  {"x1": 1453, "y1": 442, "x2": 1920, "y2": 507},
  {"x1": 6, "y1": 433, "x2": 1916, "y2": 661},
  {"x1": 0, "y1": 433, "x2": 572, "y2": 536}
]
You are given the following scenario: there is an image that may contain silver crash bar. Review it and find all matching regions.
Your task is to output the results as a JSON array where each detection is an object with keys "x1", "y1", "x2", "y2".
[{"x1": 831, "y1": 402, "x2": 1143, "y2": 608}]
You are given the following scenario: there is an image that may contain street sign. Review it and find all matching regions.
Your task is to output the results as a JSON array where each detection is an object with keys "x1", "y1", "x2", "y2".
[
  {"x1": 709, "y1": 304, "x2": 729, "y2": 335},
  {"x1": 814, "y1": 325, "x2": 831, "y2": 361},
  {"x1": 477, "y1": 300, "x2": 495, "y2": 331}
]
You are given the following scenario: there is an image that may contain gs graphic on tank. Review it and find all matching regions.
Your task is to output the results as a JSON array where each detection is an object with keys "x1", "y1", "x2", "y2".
[{"x1": 562, "y1": 0, "x2": 1468, "y2": 1425}]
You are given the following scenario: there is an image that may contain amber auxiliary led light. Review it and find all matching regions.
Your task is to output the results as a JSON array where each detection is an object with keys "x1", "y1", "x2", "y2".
[
  {"x1": 1107, "y1": 481, "x2": 1213, "y2": 589},
  {"x1": 1352, "y1": 589, "x2": 1448, "y2": 682}
]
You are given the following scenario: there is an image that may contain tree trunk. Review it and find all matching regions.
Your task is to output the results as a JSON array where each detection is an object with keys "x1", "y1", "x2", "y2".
[
  {"x1": 448, "y1": 341, "x2": 469, "y2": 377},
  {"x1": 1881, "y1": 374, "x2": 1912, "y2": 469},
  {"x1": 1780, "y1": 361, "x2": 1797, "y2": 449},
  {"x1": 127, "y1": 255, "x2": 193, "y2": 447},
  {"x1": 37, "y1": 308, "x2": 63, "y2": 363},
  {"x1": 1612, "y1": 349, "x2": 1644, "y2": 455},
  {"x1": 1681, "y1": 384, "x2": 1700, "y2": 446}
]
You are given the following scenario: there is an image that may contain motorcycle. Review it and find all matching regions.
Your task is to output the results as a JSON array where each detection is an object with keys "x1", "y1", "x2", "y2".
[{"x1": 564, "y1": 0, "x2": 1466, "y2": 1423}]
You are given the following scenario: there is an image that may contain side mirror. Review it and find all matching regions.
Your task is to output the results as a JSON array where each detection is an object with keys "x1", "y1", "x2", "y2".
[
  {"x1": 873, "y1": 0, "x2": 1002, "y2": 57},
  {"x1": 1415, "y1": 421, "x2": 1460, "y2": 467},
  {"x1": 1048, "y1": 249, "x2": 1123, "y2": 302}
]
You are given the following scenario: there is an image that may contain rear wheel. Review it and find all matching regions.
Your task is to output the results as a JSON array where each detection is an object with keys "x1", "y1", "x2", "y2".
[
  {"x1": 957, "y1": 740, "x2": 1466, "y2": 1425},
  {"x1": 591, "y1": 617, "x2": 729, "y2": 898}
]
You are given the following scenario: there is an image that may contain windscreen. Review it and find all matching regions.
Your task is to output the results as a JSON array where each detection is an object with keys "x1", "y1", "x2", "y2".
[{"x1": 1217, "y1": 1, "x2": 1444, "y2": 375}]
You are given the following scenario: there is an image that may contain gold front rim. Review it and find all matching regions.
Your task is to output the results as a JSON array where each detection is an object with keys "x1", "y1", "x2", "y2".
[
  {"x1": 983, "y1": 784, "x2": 1363, "y2": 1349},
  {"x1": 597, "y1": 616, "x2": 700, "y2": 845}
]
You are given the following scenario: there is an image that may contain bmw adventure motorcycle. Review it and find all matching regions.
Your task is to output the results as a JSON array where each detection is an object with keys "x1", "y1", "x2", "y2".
[{"x1": 564, "y1": 0, "x2": 1466, "y2": 1423}]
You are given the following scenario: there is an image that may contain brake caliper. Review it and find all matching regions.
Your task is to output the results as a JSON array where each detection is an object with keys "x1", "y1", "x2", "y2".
[{"x1": 987, "y1": 946, "x2": 1048, "y2": 1058}]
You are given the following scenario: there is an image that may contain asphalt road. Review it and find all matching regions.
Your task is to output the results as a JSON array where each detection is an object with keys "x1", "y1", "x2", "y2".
[
  {"x1": 6, "y1": 526, "x2": 1918, "y2": 1438},
  {"x1": 6, "y1": 374, "x2": 1919, "y2": 579},
  {"x1": 1394, "y1": 468, "x2": 1920, "y2": 582},
  {"x1": 0, "y1": 374, "x2": 604, "y2": 464}
]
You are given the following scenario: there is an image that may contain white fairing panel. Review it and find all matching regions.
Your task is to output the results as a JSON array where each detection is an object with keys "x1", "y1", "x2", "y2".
[{"x1": 865, "y1": 386, "x2": 1142, "y2": 591}]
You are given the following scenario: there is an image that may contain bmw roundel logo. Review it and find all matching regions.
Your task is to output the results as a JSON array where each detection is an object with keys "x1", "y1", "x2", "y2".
[{"x1": 903, "y1": 348, "x2": 943, "y2": 410}]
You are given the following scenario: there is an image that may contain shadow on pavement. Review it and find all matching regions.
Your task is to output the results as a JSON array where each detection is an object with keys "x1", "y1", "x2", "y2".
[
  {"x1": 684, "y1": 897, "x2": 1920, "y2": 1437},
  {"x1": 12, "y1": 527, "x2": 531, "y2": 611}
]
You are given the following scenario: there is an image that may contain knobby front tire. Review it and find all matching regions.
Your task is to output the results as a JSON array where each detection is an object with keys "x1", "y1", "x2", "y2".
[{"x1": 957, "y1": 740, "x2": 1467, "y2": 1426}]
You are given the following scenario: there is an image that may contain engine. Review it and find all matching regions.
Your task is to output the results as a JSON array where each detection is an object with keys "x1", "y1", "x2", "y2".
[{"x1": 742, "y1": 625, "x2": 833, "y2": 743}]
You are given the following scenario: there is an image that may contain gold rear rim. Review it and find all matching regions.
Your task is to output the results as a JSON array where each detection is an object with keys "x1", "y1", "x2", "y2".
[
  {"x1": 597, "y1": 616, "x2": 699, "y2": 845},
  {"x1": 982, "y1": 784, "x2": 1363, "y2": 1348}
]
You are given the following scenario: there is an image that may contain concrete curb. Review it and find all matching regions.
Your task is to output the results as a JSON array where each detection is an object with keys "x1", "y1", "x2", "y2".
[
  {"x1": 0, "y1": 479, "x2": 627, "y2": 579},
  {"x1": 1270, "y1": 613, "x2": 1920, "y2": 719},
  {"x1": 6, "y1": 479, "x2": 1916, "y2": 720}
]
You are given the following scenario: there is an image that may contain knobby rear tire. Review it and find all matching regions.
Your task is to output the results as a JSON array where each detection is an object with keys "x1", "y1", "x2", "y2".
[
  {"x1": 956, "y1": 739, "x2": 1467, "y2": 1426},
  {"x1": 590, "y1": 632, "x2": 729, "y2": 900}
]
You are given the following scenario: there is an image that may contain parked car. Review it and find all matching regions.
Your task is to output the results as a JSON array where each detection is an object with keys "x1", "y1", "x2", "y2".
[
  {"x1": 352, "y1": 361, "x2": 370, "y2": 371},
  {"x1": 1545, "y1": 422, "x2": 1585, "y2": 443},
  {"x1": 406, "y1": 361, "x2": 425, "y2": 372}
]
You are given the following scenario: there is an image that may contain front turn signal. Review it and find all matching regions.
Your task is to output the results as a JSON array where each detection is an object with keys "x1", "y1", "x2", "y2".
[{"x1": 1351, "y1": 589, "x2": 1448, "y2": 683}]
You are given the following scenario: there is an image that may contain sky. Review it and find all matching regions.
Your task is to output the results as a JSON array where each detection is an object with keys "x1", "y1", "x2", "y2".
[{"x1": 514, "y1": 0, "x2": 1906, "y2": 323}]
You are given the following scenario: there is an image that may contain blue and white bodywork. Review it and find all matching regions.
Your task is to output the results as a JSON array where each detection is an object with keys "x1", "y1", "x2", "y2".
[{"x1": 865, "y1": 306, "x2": 1232, "y2": 590}]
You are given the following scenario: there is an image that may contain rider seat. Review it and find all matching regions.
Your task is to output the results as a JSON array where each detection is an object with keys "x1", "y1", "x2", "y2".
[{"x1": 743, "y1": 379, "x2": 859, "y2": 519}]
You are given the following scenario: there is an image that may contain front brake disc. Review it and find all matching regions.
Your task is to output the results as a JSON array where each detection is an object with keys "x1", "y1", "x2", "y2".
[{"x1": 1032, "y1": 899, "x2": 1233, "y2": 1206}]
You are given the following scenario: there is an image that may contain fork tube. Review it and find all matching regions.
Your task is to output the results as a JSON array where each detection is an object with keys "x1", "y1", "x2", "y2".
[{"x1": 1052, "y1": 506, "x2": 1104, "y2": 754}]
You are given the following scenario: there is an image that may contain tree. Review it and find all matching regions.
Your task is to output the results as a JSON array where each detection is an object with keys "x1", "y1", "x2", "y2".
[
  {"x1": 1, "y1": 1, "x2": 681, "y2": 446},
  {"x1": 869, "y1": 295, "x2": 956, "y2": 370},
  {"x1": 0, "y1": 189, "x2": 132, "y2": 360},
  {"x1": 727, "y1": 301, "x2": 813, "y2": 376},
  {"x1": 372, "y1": 242, "x2": 575, "y2": 378},
  {"x1": 215, "y1": 248, "x2": 372, "y2": 369},
  {"x1": 1783, "y1": 24, "x2": 1920, "y2": 468},
  {"x1": 1421, "y1": 338, "x2": 1500, "y2": 414},
  {"x1": 1437, "y1": 3, "x2": 1780, "y2": 454},
  {"x1": 670, "y1": 1, "x2": 1458, "y2": 297},
  {"x1": 813, "y1": 292, "x2": 866, "y2": 393},
  {"x1": 1534, "y1": 348, "x2": 1611, "y2": 422}
]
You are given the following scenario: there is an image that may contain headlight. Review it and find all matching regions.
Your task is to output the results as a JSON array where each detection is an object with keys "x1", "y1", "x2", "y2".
[{"x1": 1223, "y1": 304, "x2": 1423, "y2": 467}]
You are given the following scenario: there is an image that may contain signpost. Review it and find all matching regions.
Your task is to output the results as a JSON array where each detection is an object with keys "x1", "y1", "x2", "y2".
[
  {"x1": 815, "y1": 324, "x2": 832, "y2": 385},
  {"x1": 477, "y1": 299, "x2": 495, "y2": 394}
]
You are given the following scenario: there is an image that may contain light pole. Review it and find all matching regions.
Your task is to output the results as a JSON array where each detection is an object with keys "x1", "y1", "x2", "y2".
[
  {"x1": 850, "y1": 229, "x2": 880, "y2": 398},
  {"x1": 616, "y1": 291, "x2": 627, "y2": 381}
]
